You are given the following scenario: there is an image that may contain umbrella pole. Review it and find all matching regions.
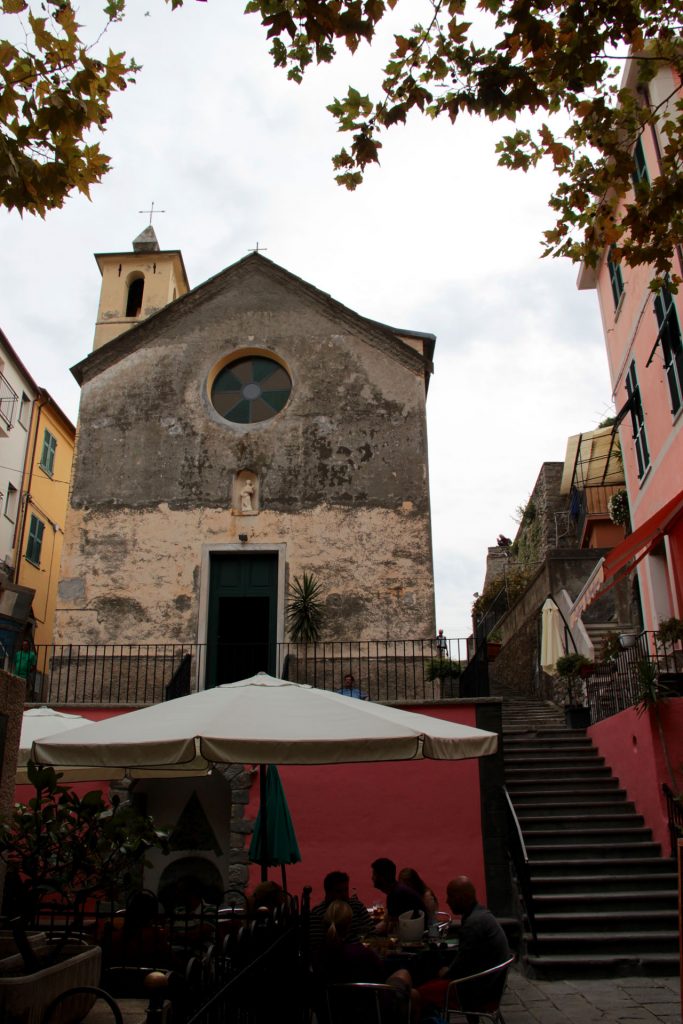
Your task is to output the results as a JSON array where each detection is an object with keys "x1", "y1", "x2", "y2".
[
  {"x1": 281, "y1": 864, "x2": 287, "y2": 893},
  {"x1": 260, "y1": 764, "x2": 268, "y2": 882}
]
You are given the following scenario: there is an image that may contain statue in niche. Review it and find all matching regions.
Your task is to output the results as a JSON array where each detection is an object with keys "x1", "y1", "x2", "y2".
[{"x1": 241, "y1": 479, "x2": 255, "y2": 512}]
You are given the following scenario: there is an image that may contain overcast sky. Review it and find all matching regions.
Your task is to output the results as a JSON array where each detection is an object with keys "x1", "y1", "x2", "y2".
[{"x1": 1, "y1": 1, "x2": 612, "y2": 638}]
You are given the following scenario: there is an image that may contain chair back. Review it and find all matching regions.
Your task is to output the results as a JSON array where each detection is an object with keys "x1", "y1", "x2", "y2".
[
  {"x1": 445, "y1": 956, "x2": 515, "y2": 1016},
  {"x1": 327, "y1": 982, "x2": 411, "y2": 1024}
]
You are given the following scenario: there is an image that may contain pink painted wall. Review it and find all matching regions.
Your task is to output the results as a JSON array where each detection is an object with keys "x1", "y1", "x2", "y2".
[
  {"x1": 246, "y1": 704, "x2": 487, "y2": 909},
  {"x1": 15, "y1": 702, "x2": 490, "y2": 911},
  {"x1": 589, "y1": 698, "x2": 683, "y2": 853}
]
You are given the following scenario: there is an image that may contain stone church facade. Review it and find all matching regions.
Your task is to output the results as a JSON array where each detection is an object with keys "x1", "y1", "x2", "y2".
[{"x1": 54, "y1": 232, "x2": 437, "y2": 692}]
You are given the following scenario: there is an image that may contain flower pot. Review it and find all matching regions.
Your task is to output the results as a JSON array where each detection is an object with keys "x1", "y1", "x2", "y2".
[
  {"x1": 564, "y1": 705, "x2": 591, "y2": 729},
  {"x1": 0, "y1": 943, "x2": 101, "y2": 1024},
  {"x1": 619, "y1": 633, "x2": 639, "y2": 650},
  {"x1": 487, "y1": 642, "x2": 501, "y2": 662}
]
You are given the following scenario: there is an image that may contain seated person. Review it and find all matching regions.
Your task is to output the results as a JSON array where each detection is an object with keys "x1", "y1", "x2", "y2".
[
  {"x1": 417, "y1": 876, "x2": 512, "y2": 1013},
  {"x1": 398, "y1": 868, "x2": 438, "y2": 924},
  {"x1": 371, "y1": 857, "x2": 426, "y2": 934},
  {"x1": 101, "y1": 890, "x2": 173, "y2": 968},
  {"x1": 250, "y1": 879, "x2": 285, "y2": 915},
  {"x1": 310, "y1": 871, "x2": 374, "y2": 955},
  {"x1": 316, "y1": 900, "x2": 384, "y2": 984}
]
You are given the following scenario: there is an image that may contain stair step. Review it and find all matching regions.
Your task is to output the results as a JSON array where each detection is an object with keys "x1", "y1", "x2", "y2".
[
  {"x1": 534, "y1": 891, "x2": 677, "y2": 911},
  {"x1": 534, "y1": 910, "x2": 678, "y2": 932},
  {"x1": 527, "y1": 842, "x2": 662, "y2": 859},
  {"x1": 529, "y1": 856, "x2": 674, "y2": 874},
  {"x1": 511, "y1": 794, "x2": 629, "y2": 809},
  {"x1": 524, "y1": 952, "x2": 680, "y2": 979},
  {"x1": 531, "y1": 872, "x2": 678, "y2": 893},
  {"x1": 518, "y1": 814, "x2": 644, "y2": 830},
  {"x1": 507, "y1": 783, "x2": 621, "y2": 799},
  {"x1": 527, "y1": 931, "x2": 678, "y2": 955}
]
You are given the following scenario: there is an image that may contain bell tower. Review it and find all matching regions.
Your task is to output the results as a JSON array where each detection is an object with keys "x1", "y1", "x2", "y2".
[{"x1": 92, "y1": 225, "x2": 190, "y2": 350}]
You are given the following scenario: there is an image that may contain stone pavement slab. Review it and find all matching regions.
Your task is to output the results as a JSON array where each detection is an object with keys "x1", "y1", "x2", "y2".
[{"x1": 503, "y1": 970, "x2": 681, "y2": 1024}]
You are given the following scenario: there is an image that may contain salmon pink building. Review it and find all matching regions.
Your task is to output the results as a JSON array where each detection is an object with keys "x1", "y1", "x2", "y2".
[{"x1": 578, "y1": 57, "x2": 683, "y2": 632}]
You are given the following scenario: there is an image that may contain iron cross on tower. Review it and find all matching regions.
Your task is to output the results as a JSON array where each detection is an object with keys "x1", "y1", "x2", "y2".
[
  {"x1": 249, "y1": 242, "x2": 268, "y2": 254},
  {"x1": 139, "y1": 201, "x2": 166, "y2": 225}
]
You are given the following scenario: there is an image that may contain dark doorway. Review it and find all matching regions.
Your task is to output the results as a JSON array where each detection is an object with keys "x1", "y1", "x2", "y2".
[{"x1": 207, "y1": 553, "x2": 278, "y2": 687}]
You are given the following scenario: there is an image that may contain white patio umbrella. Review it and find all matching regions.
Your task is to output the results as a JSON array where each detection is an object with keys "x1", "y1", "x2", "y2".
[
  {"x1": 17, "y1": 707, "x2": 94, "y2": 783},
  {"x1": 32, "y1": 673, "x2": 498, "y2": 774},
  {"x1": 32, "y1": 674, "x2": 498, "y2": 879}
]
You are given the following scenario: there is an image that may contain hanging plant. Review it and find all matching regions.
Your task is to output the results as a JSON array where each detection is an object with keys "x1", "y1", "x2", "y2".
[
  {"x1": 607, "y1": 489, "x2": 630, "y2": 526},
  {"x1": 287, "y1": 572, "x2": 325, "y2": 642}
]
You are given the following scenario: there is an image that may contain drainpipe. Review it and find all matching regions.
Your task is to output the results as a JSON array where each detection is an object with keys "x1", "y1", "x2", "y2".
[{"x1": 14, "y1": 393, "x2": 46, "y2": 585}]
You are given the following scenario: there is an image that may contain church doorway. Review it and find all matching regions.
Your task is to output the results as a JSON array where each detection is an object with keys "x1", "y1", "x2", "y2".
[{"x1": 207, "y1": 553, "x2": 278, "y2": 687}]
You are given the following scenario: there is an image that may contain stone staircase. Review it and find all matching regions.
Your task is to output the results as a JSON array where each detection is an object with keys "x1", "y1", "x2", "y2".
[{"x1": 503, "y1": 700, "x2": 679, "y2": 978}]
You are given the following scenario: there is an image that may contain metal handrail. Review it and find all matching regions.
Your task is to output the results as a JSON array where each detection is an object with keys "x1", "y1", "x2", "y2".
[
  {"x1": 662, "y1": 783, "x2": 683, "y2": 858},
  {"x1": 502, "y1": 786, "x2": 537, "y2": 942}
]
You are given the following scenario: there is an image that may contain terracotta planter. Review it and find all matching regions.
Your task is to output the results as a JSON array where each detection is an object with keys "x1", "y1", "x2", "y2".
[
  {"x1": 0, "y1": 943, "x2": 101, "y2": 1024},
  {"x1": 487, "y1": 642, "x2": 501, "y2": 662}
]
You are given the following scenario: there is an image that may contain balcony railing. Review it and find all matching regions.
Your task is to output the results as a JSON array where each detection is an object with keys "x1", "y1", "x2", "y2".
[
  {"x1": 570, "y1": 483, "x2": 625, "y2": 544},
  {"x1": 23, "y1": 637, "x2": 487, "y2": 706},
  {"x1": 585, "y1": 631, "x2": 683, "y2": 724}
]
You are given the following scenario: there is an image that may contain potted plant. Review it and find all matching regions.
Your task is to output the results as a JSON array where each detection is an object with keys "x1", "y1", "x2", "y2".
[
  {"x1": 656, "y1": 617, "x2": 683, "y2": 673},
  {"x1": 607, "y1": 488, "x2": 630, "y2": 527},
  {"x1": 554, "y1": 653, "x2": 592, "y2": 728},
  {"x1": 425, "y1": 657, "x2": 461, "y2": 697},
  {"x1": 0, "y1": 764, "x2": 167, "y2": 1024},
  {"x1": 287, "y1": 572, "x2": 325, "y2": 642}
]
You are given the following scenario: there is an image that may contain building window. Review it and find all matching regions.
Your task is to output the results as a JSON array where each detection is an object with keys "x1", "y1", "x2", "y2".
[
  {"x1": 26, "y1": 514, "x2": 44, "y2": 566},
  {"x1": 126, "y1": 275, "x2": 145, "y2": 317},
  {"x1": 654, "y1": 287, "x2": 683, "y2": 415},
  {"x1": 18, "y1": 392, "x2": 30, "y2": 428},
  {"x1": 607, "y1": 248, "x2": 625, "y2": 309},
  {"x1": 211, "y1": 354, "x2": 292, "y2": 424},
  {"x1": 4, "y1": 483, "x2": 17, "y2": 522},
  {"x1": 626, "y1": 361, "x2": 650, "y2": 478},
  {"x1": 633, "y1": 138, "x2": 650, "y2": 188},
  {"x1": 39, "y1": 429, "x2": 57, "y2": 476}
]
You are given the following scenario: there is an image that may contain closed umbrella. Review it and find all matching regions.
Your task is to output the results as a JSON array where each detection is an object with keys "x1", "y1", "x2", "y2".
[
  {"x1": 249, "y1": 765, "x2": 302, "y2": 886},
  {"x1": 540, "y1": 598, "x2": 566, "y2": 676}
]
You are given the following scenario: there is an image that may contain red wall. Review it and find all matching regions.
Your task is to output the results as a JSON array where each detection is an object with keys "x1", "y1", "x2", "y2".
[
  {"x1": 16, "y1": 703, "x2": 489, "y2": 911},
  {"x1": 589, "y1": 698, "x2": 683, "y2": 853},
  {"x1": 246, "y1": 704, "x2": 487, "y2": 910}
]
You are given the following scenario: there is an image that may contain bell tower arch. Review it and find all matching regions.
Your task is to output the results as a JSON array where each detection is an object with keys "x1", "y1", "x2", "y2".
[{"x1": 92, "y1": 225, "x2": 190, "y2": 351}]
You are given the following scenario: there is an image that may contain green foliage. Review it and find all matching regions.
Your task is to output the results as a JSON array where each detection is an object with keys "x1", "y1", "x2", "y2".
[
  {"x1": 425, "y1": 657, "x2": 461, "y2": 682},
  {"x1": 472, "y1": 564, "x2": 535, "y2": 624},
  {"x1": 599, "y1": 632, "x2": 622, "y2": 661},
  {"x1": 634, "y1": 657, "x2": 672, "y2": 717},
  {"x1": 0, "y1": 763, "x2": 168, "y2": 923},
  {"x1": 656, "y1": 616, "x2": 683, "y2": 647},
  {"x1": 556, "y1": 653, "x2": 590, "y2": 678},
  {"x1": 244, "y1": 0, "x2": 683, "y2": 286},
  {"x1": 0, "y1": 1, "x2": 141, "y2": 215},
  {"x1": 287, "y1": 570, "x2": 325, "y2": 642},
  {"x1": 607, "y1": 488, "x2": 630, "y2": 526}
]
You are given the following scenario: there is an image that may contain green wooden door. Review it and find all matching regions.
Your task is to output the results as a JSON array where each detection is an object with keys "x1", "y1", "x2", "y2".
[{"x1": 206, "y1": 553, "x2": 278, "y2": 687}]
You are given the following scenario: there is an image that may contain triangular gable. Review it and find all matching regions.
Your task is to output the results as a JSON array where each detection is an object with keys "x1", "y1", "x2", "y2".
[{"x1": 72, "y1": 252, "x2": 434, "y2": 387}]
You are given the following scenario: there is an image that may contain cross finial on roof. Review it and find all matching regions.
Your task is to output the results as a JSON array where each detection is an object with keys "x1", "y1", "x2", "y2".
[
  {"x1": 139, "y1": 201, "x2": 166, "y2": 225},
  {"x1": 248, "y1": 242, "x2": 268, "y2": 254}
]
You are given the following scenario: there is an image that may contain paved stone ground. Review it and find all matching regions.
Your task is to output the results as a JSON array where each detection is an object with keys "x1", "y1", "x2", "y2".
[{"x1": 503, "y1": 970, "x2": 681, "y2": 1024}]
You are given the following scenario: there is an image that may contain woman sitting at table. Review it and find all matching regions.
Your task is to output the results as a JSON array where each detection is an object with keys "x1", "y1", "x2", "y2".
[
  {"x1": 316, "y1": 900, "x2": 385, "y2": 983},
  {"x1": 399, "y1": 868, "x2": 438, "y2": 924}
]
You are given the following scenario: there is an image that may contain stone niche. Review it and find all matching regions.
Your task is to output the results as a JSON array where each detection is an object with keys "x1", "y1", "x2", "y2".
[{"x1": 233, "y1": 470, "x2": 259, "y2": 516}]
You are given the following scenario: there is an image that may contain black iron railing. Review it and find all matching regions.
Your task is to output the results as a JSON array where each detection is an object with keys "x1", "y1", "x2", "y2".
[
  {"x1": 585, "y1": 631, "x2": 683, "y2": 724},
  {"x1": 662, "y1": 783, "x2": 683, "y2": 858},
  {"x1": 24, "y1": 638, "x2": 475, "y2": 706},
  {"x1": 502, "y1": 785, "x2": 536, "y2": 942}
]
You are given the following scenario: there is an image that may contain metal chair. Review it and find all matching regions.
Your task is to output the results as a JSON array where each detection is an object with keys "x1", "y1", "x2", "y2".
[
  {"x1": 432, "y1": 910, "x2": 452, "y2": 936},
  {"x1": 443, "y1": 956, "x2": 515, "y2": 1024},
  {"x1": 327, "y1": 982, "x2": 412, "y2": 1024}
]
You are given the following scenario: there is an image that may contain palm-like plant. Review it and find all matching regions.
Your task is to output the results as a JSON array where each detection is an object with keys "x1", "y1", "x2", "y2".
[{"x1": 287, "y1": 572, "x2": 325, "y2": 642}]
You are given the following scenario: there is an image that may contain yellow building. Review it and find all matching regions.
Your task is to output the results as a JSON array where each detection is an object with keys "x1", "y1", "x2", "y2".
[{"x1": 15, "y1": 389, "x2": 75, "y2": 651}]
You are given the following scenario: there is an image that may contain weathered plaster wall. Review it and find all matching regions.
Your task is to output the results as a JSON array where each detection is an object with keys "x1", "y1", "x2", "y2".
[
  {"x1": 56, "y1": 261, "x2": 435, "y2": 644},
  {"x1": 56, "y1": 504, "x2": 433, "y2": 642},
  {"x1": 0, "y1": 671, "x2": 24, "y2": 900}
]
